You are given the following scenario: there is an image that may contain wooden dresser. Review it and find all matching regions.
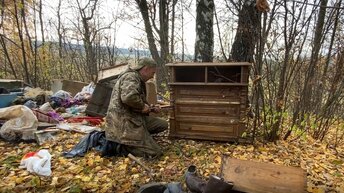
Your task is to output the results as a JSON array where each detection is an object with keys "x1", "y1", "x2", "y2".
[{"x1": 167, "y1": 62, "x2": 250, "y2": 142}]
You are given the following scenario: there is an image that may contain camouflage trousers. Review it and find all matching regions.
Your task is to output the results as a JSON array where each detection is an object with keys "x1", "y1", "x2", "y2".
[{"x1": 124, "y1": 116, "x2": 168, "y2": 158}]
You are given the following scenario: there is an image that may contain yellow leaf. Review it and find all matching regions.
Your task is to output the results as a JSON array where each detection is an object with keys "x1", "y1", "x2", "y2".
[
  {"x1": 56, "y1": 146, "x2": 63, "y2": 152},
  {"x1": 87, "y1": 159, "x2": 94, "y2": 166},
  {"x1": 82, "y1": 176, "x2": 91, "y2": 182},
  {"x1": 246, "y1": 145, "x2": 254, "y2": 152},
  {"x1": 310, "y1": 187, "x2": 326, "y2": 193},
  {"x1": 101, "y1": 175, "x2": 108, "y2": 181},
  {"x1": 118, "y1": 163, "x2": 127, "y2": 170},
  {"x1": 214, "y1": 155, "x2": 222, "y2": 164},
  {"x1": 132, "y1": 174, "x2": 140, "y2": 179},
  {"x1": 94, "y1": 155, "x2": 102, "y2": 162},
  {"x1": 258, "y1": 147, "x2": 268, "y2": 152},
  {"x1": 58, "y1": 157, "x2": 67, "y2": 165},
  {"x1": 15, "y1": 177, "x2": 24, "y2": 184},
  {"x1": 95, "y1": 166, "x2": 102, "y2": 171},
  {"x1": 50, "y1": 177, "x2": 59, "y2": 186},
  {"x1": 131, "y1": 167, "x2": 138, "y2": 173}
]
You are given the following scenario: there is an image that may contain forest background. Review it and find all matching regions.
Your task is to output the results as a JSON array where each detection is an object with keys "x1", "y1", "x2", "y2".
[{"x1": 0, "y1": 0, "x2": 344, "y2": 189}]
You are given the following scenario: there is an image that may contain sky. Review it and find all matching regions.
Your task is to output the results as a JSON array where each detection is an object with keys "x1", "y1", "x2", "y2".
[{"x1": 42, "y1": 0, "x2": 197, "y2": 55}]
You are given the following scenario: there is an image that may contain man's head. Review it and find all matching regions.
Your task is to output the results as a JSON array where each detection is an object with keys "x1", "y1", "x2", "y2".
[{"x1": 132, "y1": 57, "x2": 157, "y2": 82}]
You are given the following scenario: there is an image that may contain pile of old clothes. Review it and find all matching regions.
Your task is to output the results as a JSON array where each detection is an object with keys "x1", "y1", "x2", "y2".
[{"x1": 0, "y1": 84, "x2": 97, "y2": 143}]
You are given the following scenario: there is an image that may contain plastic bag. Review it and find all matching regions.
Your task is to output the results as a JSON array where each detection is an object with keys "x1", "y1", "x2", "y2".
[
  {"x1": 74, "y1": 82, "x2": 95, "y2": 101},
  {"x1": 23, "y1": 100, "x2": 37, "y2": 109},
  {"x1": 63, "y1": 131, "x2": 127, "y2": 158},
  {"x1": 39, "y1": 102, "x2": 54, "y2": 113},
  {"x1": 0, "y1": 105, "x2": 38, "y2": 141},
  {"x1": 51, "y1": 90, "x2": 72, "y2": 100},
  {"x1": 50, "y1": 90, "x2": 73, "y2": 108},
  {"x1": 19, "y1": 149, "x2": 52, "y2": 176}
]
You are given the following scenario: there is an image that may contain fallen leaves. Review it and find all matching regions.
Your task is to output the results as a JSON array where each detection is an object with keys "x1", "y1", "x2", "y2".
[{"x1": 0, "y1": 131, "x2": 343, "y2": 192}]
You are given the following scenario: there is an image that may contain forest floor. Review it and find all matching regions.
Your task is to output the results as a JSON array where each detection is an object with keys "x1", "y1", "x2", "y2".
[{"x1": 0, "y1": 129, "x2": 343, "y2": 193}]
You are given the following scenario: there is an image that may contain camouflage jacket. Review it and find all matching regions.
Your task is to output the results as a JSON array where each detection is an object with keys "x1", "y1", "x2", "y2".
[{"x1": 104, "y1": 69, "x2": 150, "y2": 148}]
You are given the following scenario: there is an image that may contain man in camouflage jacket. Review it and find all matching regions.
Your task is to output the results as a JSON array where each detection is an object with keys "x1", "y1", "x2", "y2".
[{"x1": 104, "y1": 58, "x2": 168, "y2": 158}]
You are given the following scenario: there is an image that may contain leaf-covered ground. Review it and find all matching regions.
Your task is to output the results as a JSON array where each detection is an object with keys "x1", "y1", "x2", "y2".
[{"x1": 0, "y1": 131, "x2": 343, "y2": 193}]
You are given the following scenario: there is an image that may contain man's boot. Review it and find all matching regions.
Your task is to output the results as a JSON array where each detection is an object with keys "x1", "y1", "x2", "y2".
[
  {"x1": 185, "y1": 165, "x2": 207, "y2": 193},
  {"x1": 203, "y1": 175, "x2": 234, "y2": 193},
  {"x1": 136, "y1": 182, "x2": 167, "y2": 193}
]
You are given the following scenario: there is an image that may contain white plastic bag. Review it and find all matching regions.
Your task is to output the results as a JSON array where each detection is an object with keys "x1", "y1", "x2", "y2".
[
  {"x1": 51, "y1": 90, "x2": 72, "y2": 100},
  {"x1": 74, "y1": 82, "x2": 95, "y2": 101},
  {"x1": 39, "y1": 102, "x2": 54, "y2": 113},
  {"x1": 0, "y1": 105, "x2": 38, "y2": 141},
  {"x1": 19, "y1": 149, "x2": 52, "y2": 176}
]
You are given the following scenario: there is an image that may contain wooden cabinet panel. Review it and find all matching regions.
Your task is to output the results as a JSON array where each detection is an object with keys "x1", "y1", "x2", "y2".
[
  {"x1": 176, "y1": 105, "x2": 240, "y2": 117},
  {"x1": 178, "y1": 123, "x2": 235, "y2": 133},
  {"x1": 175, "y1": 115, "x2": 240, "y2": 125}
]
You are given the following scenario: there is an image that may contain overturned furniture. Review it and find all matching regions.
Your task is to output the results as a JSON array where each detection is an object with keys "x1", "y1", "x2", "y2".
[
  {"x1": 85, "y1": 63, "x2": 157, "y2": 117},
  {"x1": 167, "y1": 62, "x2": 250, "y2": 142},
  {"x1": 51, "y1": 79, "x2": 88, "y2": 96}
]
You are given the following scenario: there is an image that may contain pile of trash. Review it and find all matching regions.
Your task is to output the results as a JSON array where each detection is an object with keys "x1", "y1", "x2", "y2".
[
  {"x1": 0, "y1": 83, "x2": 105, "y2": 176},
  {"x1": 0, "y1": 83, "x2": 100, "y2": 143}
]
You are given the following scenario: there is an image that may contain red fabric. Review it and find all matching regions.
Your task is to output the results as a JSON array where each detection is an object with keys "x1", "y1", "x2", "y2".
[
  {"x1": 66, "y1": 117, "x2": 103, "y2": 126},
  {"x1": 32, "y1": 110, "x2": 59, "y2": 124},
  {"x1": 22, "y1": 152, "x2": 37, "y2": 160}
]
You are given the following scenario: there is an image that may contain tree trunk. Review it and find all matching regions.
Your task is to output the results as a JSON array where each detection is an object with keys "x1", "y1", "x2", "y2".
[
  {"x1": 231, "y1": 0, "x2": 260, "y2": 63},
  {"x1": 38, "y1": 0, "x2": 44, "y2": 44},
  {"x1": 170, "y1": 0, "x2": 177, "y2": 59},
  {"x1": 135, "y1": 0, "x2": 168, "y2": 92},
  {"x1": 158, "y1": 0, "x2": 170, "y2": 88},
  {"x1": 230, "y1": 0, "x2": 261, "y2": 141},
  {"x1": 301, "y1": 0, "x2": 328, "y2": 115},
  {"x1": 14, "y1": 0, "x2": 31, "y2": 84},
  {"x1": 77, "y1": 0, "x2": 98, "y2": 82},
  {"x1": 314, "y1": 0, "x2": 341, "y2": 113},
  {"x1": 194, "y1": 0, "x2": 214, "y2": 62},
  {"x1": 57, "y1": 0, "x2": 63, "y2": 77},
  {"x1": 214, "y1": 7, "x2": 227, "y2": 61},
  {"x1": 0, "y1": 37, "x2": 18, "y2": 79}
]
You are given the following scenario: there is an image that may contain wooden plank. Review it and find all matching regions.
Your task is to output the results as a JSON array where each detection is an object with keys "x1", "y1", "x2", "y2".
[
  {"x1": 175, "y1": 86, "x2": 242, "y2": 97},
  {"x1": 170, "y1": 130, "x2": 238, "y2": 142},
  {"x1": 179, "y1": 123, "x2": 235, "y2": 133},
  {"x1": 169, "y1": 82, "x2": 248, "y2": 86},
  {"x1": 220, "y1": 157, "x2": 306, "y2": 193},
  {"x1": 177, "y1": 106, "x2": 240, "y2": 117},
  {"x1": 175, "y1": 99, "x2": 240, "y2": 105},
  {"x1": 176, "y1": 115, "x2": 240, "y2": 125},
  {"x1": 166, "y1": 62, "x2": 251, "y2": 66}
]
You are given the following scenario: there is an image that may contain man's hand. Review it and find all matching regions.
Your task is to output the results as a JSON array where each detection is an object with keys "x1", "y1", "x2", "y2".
[
  {"x1": 150, "y1": 105, "x2": 161, "y2": 113},
  {"x1": 142, "y1": 104, "x2": 162, "y2": 114},
  {"x1": 142, "y1": 104, "x2": 151, "y2": 113}
]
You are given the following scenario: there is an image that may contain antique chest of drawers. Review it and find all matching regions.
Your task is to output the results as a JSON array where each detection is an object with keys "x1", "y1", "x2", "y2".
[{"x1": 167, "y1": 62, "x2": 250, "y2": 142}]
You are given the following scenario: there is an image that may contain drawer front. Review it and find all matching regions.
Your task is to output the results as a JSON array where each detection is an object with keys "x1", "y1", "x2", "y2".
[
  {"x1": 175, "y1": 100, "x2": 241, "y2": 118},
  {"x1": 174, "y1": 85, "x2": 244, "y2": 100},
  {"x1": 170, "y1": 121, "x2": 243, "y2": 141},
  {"x1": 178, "y1": 122, "x2": 236, "y2": 134}
]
